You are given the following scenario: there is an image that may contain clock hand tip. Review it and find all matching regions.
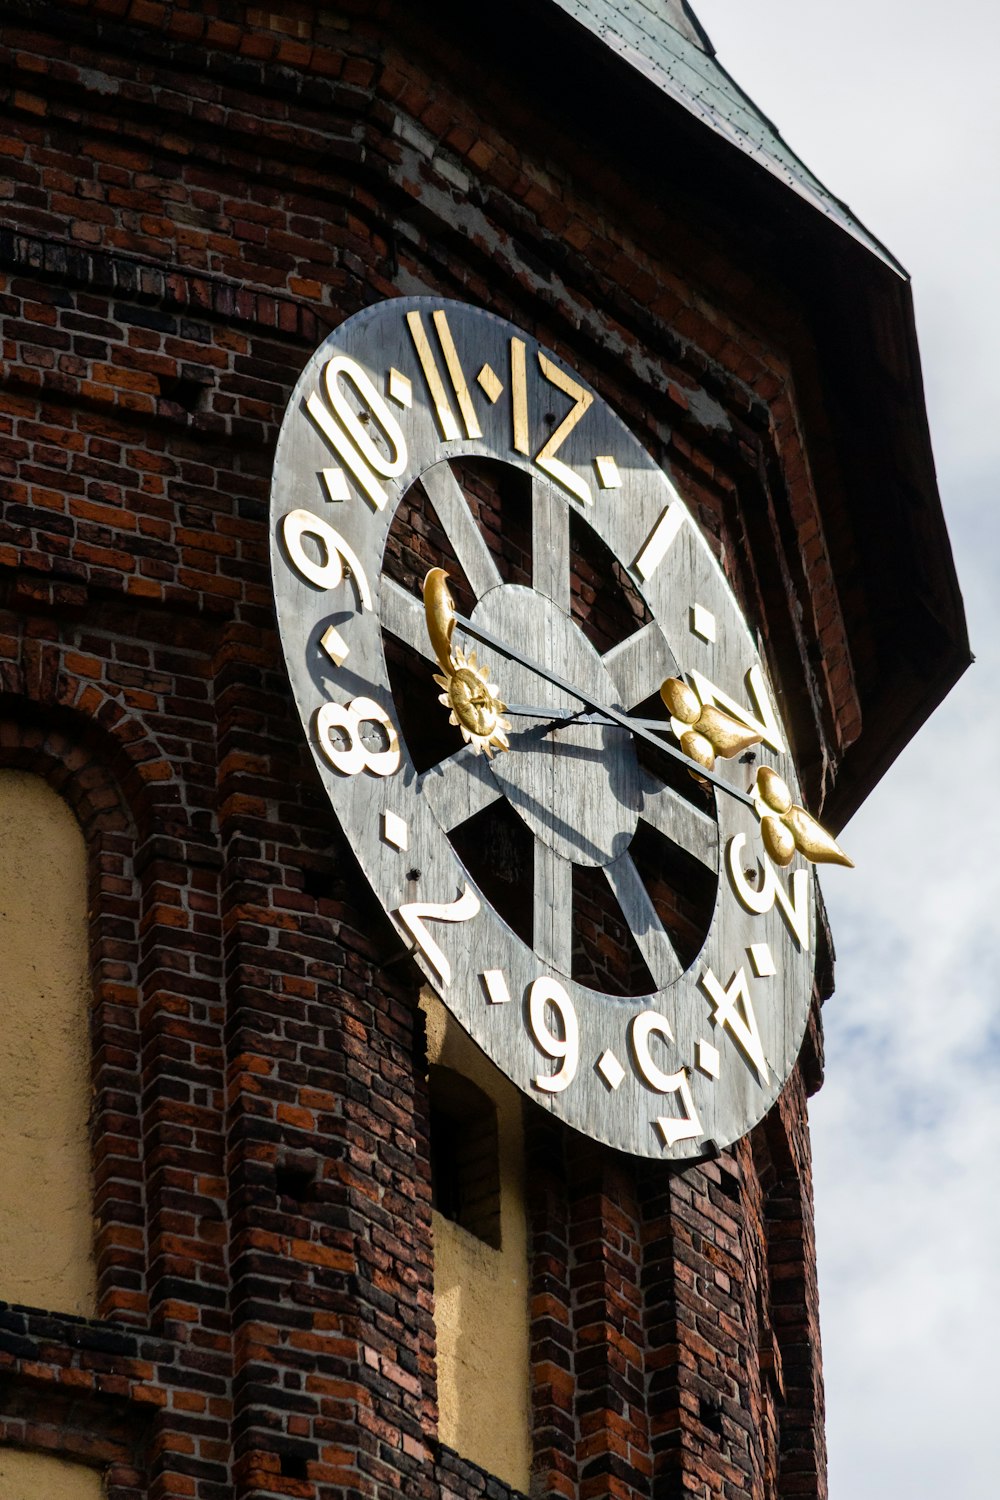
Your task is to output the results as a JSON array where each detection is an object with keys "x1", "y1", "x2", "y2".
[{"x1": 423, "y1": 566, "x2": 457, "y2": 671}]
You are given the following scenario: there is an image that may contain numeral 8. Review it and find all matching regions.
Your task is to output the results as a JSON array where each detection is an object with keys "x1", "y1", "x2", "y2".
[{"x1": 315, "y1": 697, "x2": 401, "y2": 778}]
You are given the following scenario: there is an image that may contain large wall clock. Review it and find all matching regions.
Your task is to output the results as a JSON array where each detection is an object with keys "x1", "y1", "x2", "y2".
[{"x1": 269, "y1": 296, "x2": 832, "y2": 1160}]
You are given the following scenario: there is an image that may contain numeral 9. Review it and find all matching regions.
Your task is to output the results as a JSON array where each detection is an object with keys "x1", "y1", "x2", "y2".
[
  {"x1": 281, "y1": 509, "x2": 373, "y2": 610},
  {"x1": 528, "y1": 977, "x2": 579, "y2": 1094}
]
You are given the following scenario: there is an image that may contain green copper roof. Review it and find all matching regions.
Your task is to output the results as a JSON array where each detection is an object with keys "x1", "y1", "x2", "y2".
[{"x1": 550, "y1": 0, "x2": 904, "y2": 276}]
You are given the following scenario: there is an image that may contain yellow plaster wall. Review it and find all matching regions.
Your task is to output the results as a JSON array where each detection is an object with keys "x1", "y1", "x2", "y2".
[
  {"x1": 0, "y1": 771, "x2": 97, "y2": 1316},
  {"x1": 0, "y1": 1448, "x2": 104, "y2": 1499},
  {"x1": 422, "y1": 991, "x2": 532, "y2": 1492}
]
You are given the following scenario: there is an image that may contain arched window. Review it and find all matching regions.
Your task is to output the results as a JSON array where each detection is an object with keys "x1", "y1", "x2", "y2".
[
  {"x1": 429, "y1": 1064, "x2": 501, "y2": 1249},
  {"x1": 0, "y1": 770, "x2": 97, "y2": 1317},
  {"x1": 422, "y1": 992, "x2": 532, "y2": 1492}
]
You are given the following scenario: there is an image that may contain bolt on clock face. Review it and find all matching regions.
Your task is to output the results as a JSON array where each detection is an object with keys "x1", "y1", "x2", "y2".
[{"x1": 269, "y1": 296, "x2": 818, "y2": 1160}]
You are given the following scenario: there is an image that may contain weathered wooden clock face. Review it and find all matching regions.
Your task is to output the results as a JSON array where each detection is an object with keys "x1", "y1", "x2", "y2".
[{"x1": 269, "y1": 297, "x2": 816, "y2": 1160}]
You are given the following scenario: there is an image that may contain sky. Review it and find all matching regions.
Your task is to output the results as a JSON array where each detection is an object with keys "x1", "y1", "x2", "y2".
[{"x1": 698, "y1": 3, "x2": 1000, "y2": 1495}]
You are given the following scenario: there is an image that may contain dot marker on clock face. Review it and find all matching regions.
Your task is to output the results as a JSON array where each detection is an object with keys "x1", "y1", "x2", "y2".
[
  {"x1": 481, "y1": 969, "x2": 512, "y2": 1005},
  {"x1": 388, "y1": 368, "x2": 413, "y2": 407},
  {"x1": 381, "y1": 810, "x2": 409, "y2": 851},
  {"x1": 477, "y1": 363, "x2": 504, "y2": 403},
  {"x1": 696, "y1": 1039, "x2": 721, "y2": 1079},
  {"x1": 690, "y1": 603, "x2": 716, "y2": 643},
  {"x1": 595, "y1": 454, "x2": 622, "y2": 489},
  {"x1": 748, "y1": 943, "x2": 776, "y2": 978},
  {"x1": 596, "y1": 1049, "x2": 626, "y2": 1090}
]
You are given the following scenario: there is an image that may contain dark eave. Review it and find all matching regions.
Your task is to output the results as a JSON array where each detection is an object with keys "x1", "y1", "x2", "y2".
[{"x1": 549, "y1": 0, "x2": 905, "y2": 280}]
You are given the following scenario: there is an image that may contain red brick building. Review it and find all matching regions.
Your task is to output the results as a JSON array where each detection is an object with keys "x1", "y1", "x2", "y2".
[{"x1": 0, "y1": 3, "x2": 967, "y2": 1499}]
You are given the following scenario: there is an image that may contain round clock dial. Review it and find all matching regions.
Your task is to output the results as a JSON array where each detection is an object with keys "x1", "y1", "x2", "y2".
[{"x1": 269, "y1": 297, "x2": 816, "y2": 1160}]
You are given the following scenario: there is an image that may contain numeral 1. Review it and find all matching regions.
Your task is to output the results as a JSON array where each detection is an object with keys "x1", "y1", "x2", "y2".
[
  {"x1": 634, "y1": 502, "x2": 685, "y2": 580},
  {"x1": 406, "y1": 309, "x2": 482, "y2": 442},
  {"x1": 511, "y1": 336, "x2": 529, "y2": 455}
]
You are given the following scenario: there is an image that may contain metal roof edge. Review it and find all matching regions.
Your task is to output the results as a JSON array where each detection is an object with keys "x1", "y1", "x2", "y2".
[{"x1": 550, "y1": 0, "x2": 907, "y2": 279}]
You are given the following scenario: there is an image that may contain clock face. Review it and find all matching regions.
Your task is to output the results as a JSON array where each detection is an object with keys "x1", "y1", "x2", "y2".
[{"x1": 269, "y1": 296, "x2": 816, "y2": 1160}]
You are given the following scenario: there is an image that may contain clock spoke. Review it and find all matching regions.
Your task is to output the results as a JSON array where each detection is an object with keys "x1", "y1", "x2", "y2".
[
  {"x1": 531, "y1": 475, "x2": 571, "y2": 611},
  {"x1": 638, "y1": 769, "x2": 718, "y2": 871},
  {"x1": 421, "y1": 461, "x2": 504, "y2": 601},
  {"x1": 603, "y1": 852, "x2": 683, "y2": 988},
  {"x1": 417, "y1": 744, "x2": 503, "y2": 832},
  {"x1": 380, "y1": 576, "x2": 438, "y2": 664},
  {"x1": 602, "y1": 621, "x2": 678, "y2": 711},
  {"x1": 534, "y1": 842, "x2": 574, "y2": 974}
]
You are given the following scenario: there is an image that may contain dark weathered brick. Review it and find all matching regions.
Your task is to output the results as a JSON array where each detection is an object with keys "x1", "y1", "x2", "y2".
[{"x1": 0, "y1": 2, "x2": 847, "y2": 1497}]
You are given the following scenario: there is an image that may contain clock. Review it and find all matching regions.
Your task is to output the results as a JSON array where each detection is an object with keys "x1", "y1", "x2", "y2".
[{"x1": 269, "y1": 296, "x2": 835, "y2": 1161}]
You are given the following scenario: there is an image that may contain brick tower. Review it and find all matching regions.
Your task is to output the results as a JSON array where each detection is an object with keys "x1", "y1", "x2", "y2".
[{"x1": 0, "y1": 3, "x2": 967, "y2": 1499}]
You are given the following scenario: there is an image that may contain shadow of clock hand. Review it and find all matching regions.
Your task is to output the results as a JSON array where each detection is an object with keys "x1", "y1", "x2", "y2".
[{"x1": 455, "y1": 612, "x2": 755, "y2": 810}]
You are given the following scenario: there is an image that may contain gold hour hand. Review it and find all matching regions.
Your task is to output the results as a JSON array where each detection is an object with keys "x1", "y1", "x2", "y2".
[
  {"x1": 423, "y1": 566, "x2": 458, "y2": 672},
  {"x1": 422, "y1": 569, "x2": 511, "y2": 758},
  {"x1": 660, "y1": 676, "x2": 762, "y2": 771}
]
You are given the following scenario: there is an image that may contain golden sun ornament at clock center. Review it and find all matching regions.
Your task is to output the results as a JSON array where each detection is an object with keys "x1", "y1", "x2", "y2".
[
  {"x1": 423, "y1": 567, "x2": 511, "y2": 758},
  {"x1": 434, "y1": 647, "x2": 511, "y2": 758}
]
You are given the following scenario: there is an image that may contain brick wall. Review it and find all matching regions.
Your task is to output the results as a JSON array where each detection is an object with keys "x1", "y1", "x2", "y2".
[{"x1": 0, "y1": 2, "x2": 838, "y2": 1495}]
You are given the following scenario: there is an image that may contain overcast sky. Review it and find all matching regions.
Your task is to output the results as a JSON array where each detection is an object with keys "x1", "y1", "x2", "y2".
[{"x1": 699, "y1": 4, "x2": 1000, "y2": 1495}]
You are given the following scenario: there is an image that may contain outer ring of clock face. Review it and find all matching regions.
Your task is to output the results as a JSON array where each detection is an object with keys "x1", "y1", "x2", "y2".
[{"x1": 269, "y1": 296, "x2": 816, "y2": 1161}]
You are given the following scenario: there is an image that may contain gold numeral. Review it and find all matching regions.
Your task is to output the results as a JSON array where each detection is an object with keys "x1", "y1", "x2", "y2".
[
  {"x1": 535, "y1": 352, "x2": 594, "y2": 506},
  {"x1": 510, "y1": 336, "x2": 529, "y2": 455},
  {"x1": 406, "y1": 309, "x2": 483, "y2": 442},
  {"x1": 508, "y1": 339, "x2": 595, "y2": 504},
  {"x1": 634, "y1": 503, "x2": 685, "y2": 580},
  {"x1": 432, "y1": 310, "x2": 482, "y2": 438}
]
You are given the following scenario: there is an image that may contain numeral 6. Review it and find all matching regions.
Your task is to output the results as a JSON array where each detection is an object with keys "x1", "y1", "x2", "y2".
[{"x1": 528, "y1": 977, "x2": 579, "y2": 1094}]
